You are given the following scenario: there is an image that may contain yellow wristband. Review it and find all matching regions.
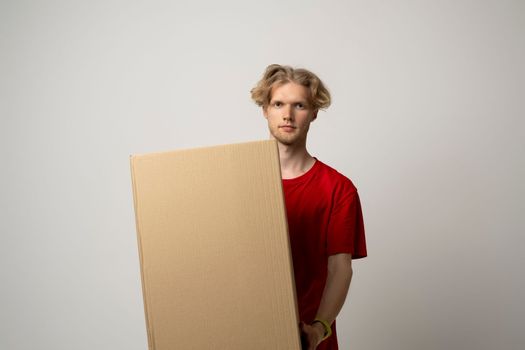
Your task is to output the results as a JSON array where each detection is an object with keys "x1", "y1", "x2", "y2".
[{"x1": 313, "y1": 318, "x2": 332, "y2": 341}]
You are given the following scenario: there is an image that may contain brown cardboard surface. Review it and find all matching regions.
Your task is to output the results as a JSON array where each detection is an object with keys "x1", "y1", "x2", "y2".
[{"x1": 130, "y1": 140, "x2": 301, "y2": 350}]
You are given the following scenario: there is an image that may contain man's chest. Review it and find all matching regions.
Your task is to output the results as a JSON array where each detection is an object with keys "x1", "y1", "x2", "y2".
[{"x1": 283, "y1": 183, "x2": 333, "y2": 231}]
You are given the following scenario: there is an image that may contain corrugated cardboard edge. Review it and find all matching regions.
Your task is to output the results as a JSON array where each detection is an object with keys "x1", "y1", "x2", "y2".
[
  {"x1": 130, "y1": 156, "x2": 155, "y2": 350},
  {"x1": 269, "y1": 140, "x2": 302, "y2": 340}
]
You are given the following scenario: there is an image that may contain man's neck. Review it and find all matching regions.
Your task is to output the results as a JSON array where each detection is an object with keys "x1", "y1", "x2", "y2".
[{"x1": 276, "y1": 140, "x2": 316, "y2": 180}]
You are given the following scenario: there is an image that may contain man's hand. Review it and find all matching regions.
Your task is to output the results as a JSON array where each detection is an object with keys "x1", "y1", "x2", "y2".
[{"x1": 300, "y1": 321, "x2": 325, "y2": 350}]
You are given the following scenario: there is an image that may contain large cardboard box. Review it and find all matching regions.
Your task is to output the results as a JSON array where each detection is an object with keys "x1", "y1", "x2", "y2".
[{"x1": 130, "y1": 140, "x2": 301, "y2": 350}]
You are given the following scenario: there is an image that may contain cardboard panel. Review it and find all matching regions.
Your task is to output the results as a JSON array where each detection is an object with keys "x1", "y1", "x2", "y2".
[{"x1": 130, "y1": 140, "x2": 301, "y2": 350}]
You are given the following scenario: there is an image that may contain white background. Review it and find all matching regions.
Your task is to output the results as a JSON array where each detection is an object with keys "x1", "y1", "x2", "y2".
[{"x1": 1, "y1": 0, "x2": 523, "y2": 349}]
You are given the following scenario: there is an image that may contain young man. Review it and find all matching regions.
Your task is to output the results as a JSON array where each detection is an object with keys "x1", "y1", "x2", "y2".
[{"x1": 251, "y1": 64, "x2": 367, "y2": 350}]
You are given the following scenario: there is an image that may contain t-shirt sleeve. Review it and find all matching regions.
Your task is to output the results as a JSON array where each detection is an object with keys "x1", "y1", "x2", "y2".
[{"x1": 326, "y1": 180, "x2": 367, "y2": 259}]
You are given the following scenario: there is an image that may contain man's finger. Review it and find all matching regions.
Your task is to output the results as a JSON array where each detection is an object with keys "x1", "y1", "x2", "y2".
[{"x1": 300, "y1": 321, "x2": 307, "y2": 332}]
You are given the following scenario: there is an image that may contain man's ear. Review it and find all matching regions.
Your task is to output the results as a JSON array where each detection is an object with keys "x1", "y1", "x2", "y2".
[
  {"x1": 262, "y1": 106, "x2": 268, "y2": 119},
  {"x1": 312, "y1": 110, "x2": 318, "y2": 121}
]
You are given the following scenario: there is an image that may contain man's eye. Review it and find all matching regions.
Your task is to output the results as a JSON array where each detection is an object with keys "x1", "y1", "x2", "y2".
[
  {"x1": 296, "y1": 103, "x2": 304, "y2": 109},
  {"x1": 274, "y1": 102, "x2": 282, "y2": 107}
]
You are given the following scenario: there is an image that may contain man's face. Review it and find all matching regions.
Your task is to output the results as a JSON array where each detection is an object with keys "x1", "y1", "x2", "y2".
[{"x1": 263, "y1": 82, "x2": 318, "y2": 146}]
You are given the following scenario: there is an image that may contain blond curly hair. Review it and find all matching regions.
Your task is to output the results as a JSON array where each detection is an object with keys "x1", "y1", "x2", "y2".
[{"x1": 250, "y1": 64, "x2": 331, "y2": 110}]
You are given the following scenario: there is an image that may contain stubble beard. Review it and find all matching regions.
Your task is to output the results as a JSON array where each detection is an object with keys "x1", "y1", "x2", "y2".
[{"x1": 269, "y1": 125, "x2": 308, "y2": 147}]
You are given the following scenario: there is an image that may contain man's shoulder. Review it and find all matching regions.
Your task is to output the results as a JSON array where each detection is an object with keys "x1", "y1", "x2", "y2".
[{"x1": 315, "y1": 159, "x2": 358, "y2": 193}]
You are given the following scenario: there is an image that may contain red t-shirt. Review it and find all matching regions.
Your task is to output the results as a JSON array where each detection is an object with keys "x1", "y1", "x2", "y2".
[{"x1": 282, "y1": 158, "x2": 367, "y2": 350}]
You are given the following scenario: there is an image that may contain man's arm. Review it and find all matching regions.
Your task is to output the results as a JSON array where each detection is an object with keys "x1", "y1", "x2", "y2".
[{"x1": 301, "y1": 253, "x2": 353, "y2": 349}]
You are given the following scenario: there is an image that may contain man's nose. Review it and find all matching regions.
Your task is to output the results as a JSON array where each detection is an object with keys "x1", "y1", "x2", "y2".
[{"x1": 282, "y1": 105, "x2": 294, "y2": 120}]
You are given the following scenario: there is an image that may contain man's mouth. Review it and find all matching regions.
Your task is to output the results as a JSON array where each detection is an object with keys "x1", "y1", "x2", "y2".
[{"x1": 279, "y1": 125, "x2": 296, "y2": 132}]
